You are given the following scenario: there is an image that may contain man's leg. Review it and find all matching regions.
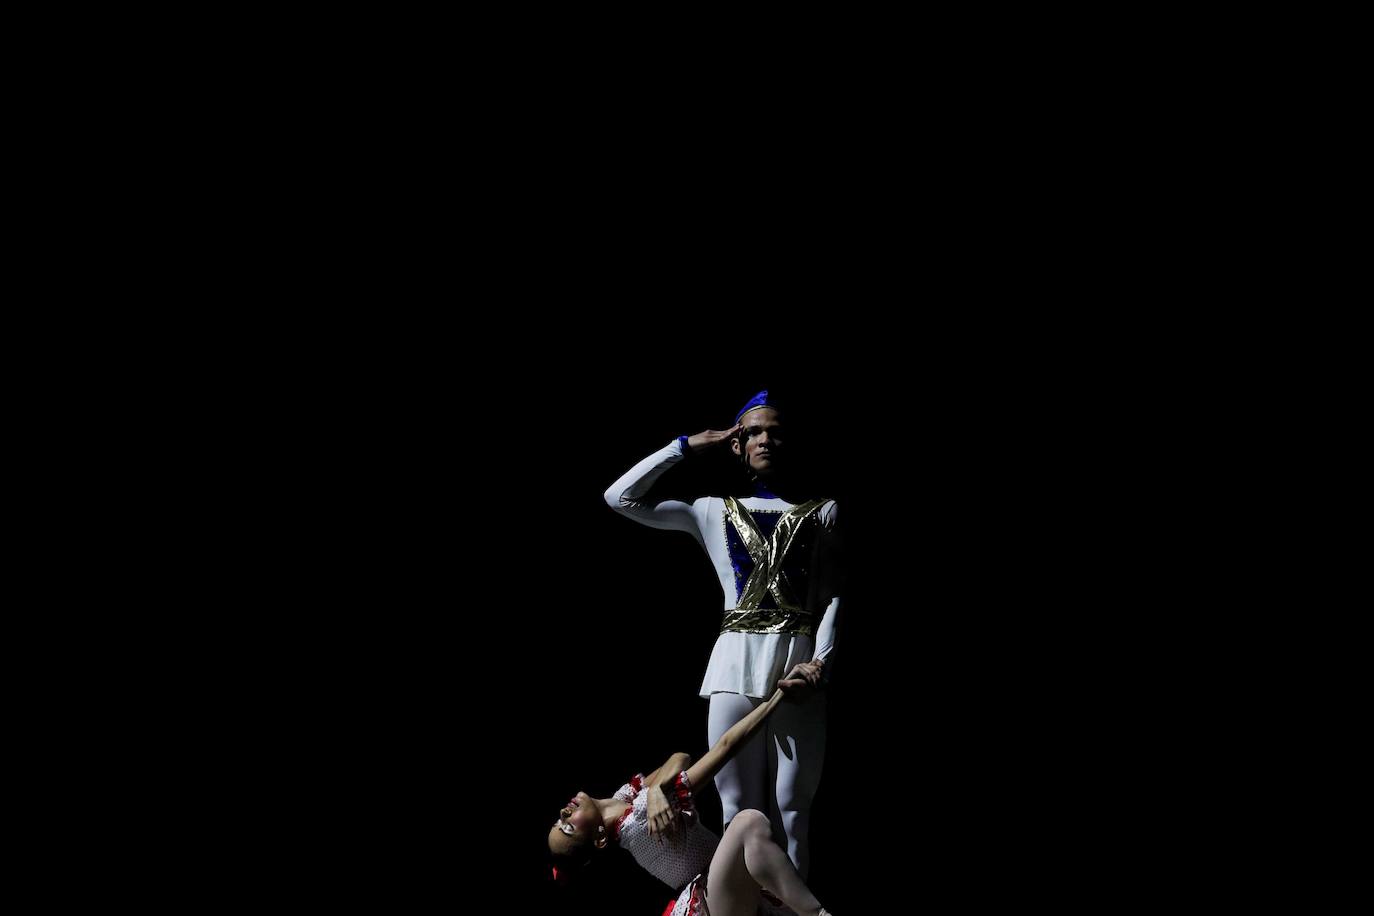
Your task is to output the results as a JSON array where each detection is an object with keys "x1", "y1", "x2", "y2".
[
  {"x1": 768, "y1": 691, "x2": 827, "y2": 879},
  {"x1": 708, "y1": 692, "x2": 768, "y2": 826}
]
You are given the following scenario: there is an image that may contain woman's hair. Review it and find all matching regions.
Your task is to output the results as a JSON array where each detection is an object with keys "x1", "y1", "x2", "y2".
[
  {"x1": 550, "y1": 840, "x2": 593, "y2": 874},
  {"x1": 549, "y1": 829, "x2": 616, "y2": 894}
]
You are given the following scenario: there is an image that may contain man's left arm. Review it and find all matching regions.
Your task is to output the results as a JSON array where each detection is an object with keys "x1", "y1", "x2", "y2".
[{"x1": 812, "y1": 499, "x2": 844, "y2": 683}]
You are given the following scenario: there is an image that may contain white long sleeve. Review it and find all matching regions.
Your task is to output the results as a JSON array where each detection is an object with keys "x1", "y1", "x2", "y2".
[
  {"x1": 814, "y1": 597, "x2": 840, "y2": 661},
  {"x1": 811, "y1": 499, "x2": 842, "y2": 676},
  {"x1": 603, "y1": 439, "x2": 698, "y2": 535}
]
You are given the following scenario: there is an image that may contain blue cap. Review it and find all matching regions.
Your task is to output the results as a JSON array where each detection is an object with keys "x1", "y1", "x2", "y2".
[{"x1": 734, "y1": 389, "x2": 776, "y2": 424}]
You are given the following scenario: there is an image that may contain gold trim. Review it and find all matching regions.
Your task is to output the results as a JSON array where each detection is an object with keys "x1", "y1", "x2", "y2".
[
  {"x1": 720, "y1": 607, "x2": 816, "y2": 636},
  {"x1": 722, "y1": 496, "x2": 827, "y2": 619}
]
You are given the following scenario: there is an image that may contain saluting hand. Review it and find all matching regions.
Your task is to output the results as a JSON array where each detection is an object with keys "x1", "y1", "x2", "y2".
[{"x1": 686, "y1": 424, "x2": 743, "y2": 454}]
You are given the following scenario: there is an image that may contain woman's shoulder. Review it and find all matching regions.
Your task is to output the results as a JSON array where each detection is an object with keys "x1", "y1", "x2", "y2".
[{"x1": 612, "y1": 773, "x2": 645, "y2": 802}]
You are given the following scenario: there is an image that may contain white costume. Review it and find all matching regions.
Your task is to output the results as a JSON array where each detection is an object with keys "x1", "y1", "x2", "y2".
[
  {"x1": 605, "y1": 438, "x2": 842, "y2": 878},
  {"x1": 612, "y1": 774, "x2": 716, "y2": 916}
]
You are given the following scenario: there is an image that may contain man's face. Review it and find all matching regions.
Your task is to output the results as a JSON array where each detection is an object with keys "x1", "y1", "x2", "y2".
[{"x1": 731, "y1": 407, "x2": 784, "y2": 477}]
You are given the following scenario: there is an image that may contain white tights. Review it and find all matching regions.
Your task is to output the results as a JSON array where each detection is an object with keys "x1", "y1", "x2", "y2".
[{"x1": 707, "y1": 690, "x2": 826, "y2": 879}]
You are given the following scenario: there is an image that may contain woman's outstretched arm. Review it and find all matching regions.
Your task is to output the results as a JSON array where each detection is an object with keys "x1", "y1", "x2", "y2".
[{"x1": 684, "y1": 659, "x2": 823, "y2": 789}]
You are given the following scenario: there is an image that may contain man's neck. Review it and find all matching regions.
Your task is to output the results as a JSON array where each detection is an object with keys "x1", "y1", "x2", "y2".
[{"x1": 751, "y1": 475, "x2": 784, "y2": 499}]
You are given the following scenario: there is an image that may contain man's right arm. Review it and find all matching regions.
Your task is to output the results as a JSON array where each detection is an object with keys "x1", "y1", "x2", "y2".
[
  {"x1": 603, "y1": 424, "x2": 740, "y2": 533},
  {"x1": 603, "y1": 439, "x2": 697, "y2": 532}
]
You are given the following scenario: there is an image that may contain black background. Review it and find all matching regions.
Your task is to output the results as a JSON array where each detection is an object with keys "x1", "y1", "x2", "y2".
[{"x1": 243, "y1": 340, "x2": 1182, "y2": 911}]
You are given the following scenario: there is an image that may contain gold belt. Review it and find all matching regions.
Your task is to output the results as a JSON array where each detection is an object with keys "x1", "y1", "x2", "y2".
[{"x1": 720, "y1": 607, "x2": 814, "y2": 636}]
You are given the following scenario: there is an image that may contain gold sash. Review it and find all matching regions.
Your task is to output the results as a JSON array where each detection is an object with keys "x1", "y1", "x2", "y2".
[{"x1": 720, "y1": 496, "x2": 826, "y2": 635}]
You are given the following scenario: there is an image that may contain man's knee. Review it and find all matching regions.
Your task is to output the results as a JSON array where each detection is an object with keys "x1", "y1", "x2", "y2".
[{"x1": 775, "y1": 782, "x2": 818, "y2": 814}]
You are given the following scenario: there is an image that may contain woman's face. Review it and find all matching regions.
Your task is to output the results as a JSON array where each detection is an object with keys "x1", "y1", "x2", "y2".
[{"x1": 547, "y1": 791, "x2": 603, "y2": 856}]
